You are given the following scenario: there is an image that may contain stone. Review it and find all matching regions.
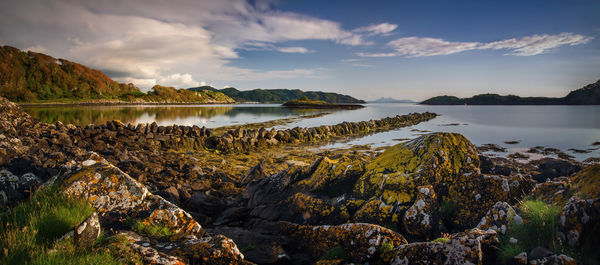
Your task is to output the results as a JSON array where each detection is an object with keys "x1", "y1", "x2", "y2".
[
  {"x1": 528, "y1": 246, "x2": 553, "y2": 260},
  {"x1": 73, "y1": 212, "x2": 101, "y2": 247},
  {"x1": 476, "y1": 201, "x2": 518, "y2": 235},
  {"x1": 403, "y1": 185, "x2": 438, "y2": 238},
  {"x1": 559, "y1": 196, "x2": 600, "y2": 247},
  {"x1": 511, "y1": 252, "x2": 527, "y2": 265},
  {"x1": 389, "y1": 228, "x2": 498, "y2": 265}
]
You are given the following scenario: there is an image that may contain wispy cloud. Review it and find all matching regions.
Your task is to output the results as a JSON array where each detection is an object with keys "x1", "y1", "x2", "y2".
[
  {"x1": 276, "y1": 46, "x2": 314, "y2": 53},
  {"x1": 355, "y1": 52, "x2": 398, "y2": 57},
  {"x1": 353, "y1": 23, "x2": 398, "y2": 36},
  {"x1": 379, "y1": 33, "x2": 593, "y2": 57}
]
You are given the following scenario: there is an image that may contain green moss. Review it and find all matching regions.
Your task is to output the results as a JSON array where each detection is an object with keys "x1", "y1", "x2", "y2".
[
  {"x1": 240, "y1": 245, "x2": 255, "y2": 253},
  {"x1": 319, "y1": 246, "x2": 349, "y2": 261},
  {"x1": 431, "y1": 237, "x2": 450, "y2": 243},
  {"x1": 125, "y1": 218, "x2": 173, "y2": 239},
  {"x1": 0, "y1": 186, "x2": 122, "y2": 265}
]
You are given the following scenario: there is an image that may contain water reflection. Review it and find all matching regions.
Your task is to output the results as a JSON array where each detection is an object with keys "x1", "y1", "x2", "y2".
[{"x1": 22, "y1": 104, "x2": 331, "y2": 127}]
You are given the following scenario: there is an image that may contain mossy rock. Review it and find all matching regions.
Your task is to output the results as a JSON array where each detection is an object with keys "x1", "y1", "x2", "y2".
[
  {"x1": 353, "y1": 132, "x2": 480, "y2": 205},
  {"x1": 570, "y1": 164, "x2": 600, "y2": 199},
  {"x1": 295, "y1": 156, "x2": 365, "y2": 196},
  {"x1": 287, "y1": 192, "x2": 350, "y2": 224},
  {"x1": 351, "y1": 198, "x2": 400, "y2": 228}
]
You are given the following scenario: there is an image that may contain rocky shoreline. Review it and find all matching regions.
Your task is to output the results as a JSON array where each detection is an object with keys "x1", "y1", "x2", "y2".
[{"x1": 1, "y1": 95, "x2": 599, "y2": 264}]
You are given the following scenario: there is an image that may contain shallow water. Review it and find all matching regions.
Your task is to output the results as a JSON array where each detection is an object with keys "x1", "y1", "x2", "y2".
[{"x1": 22, "y1": 103, "x2": 600, "y2": 161}]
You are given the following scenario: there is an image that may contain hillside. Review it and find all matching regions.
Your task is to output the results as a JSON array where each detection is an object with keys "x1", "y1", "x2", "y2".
[
  {"x1": 368, "y1": 97, "x2": 415, "y2": 103},
  {"x1": 188, "y1": 86, "x2": 365, "y2": 103},
  {"x1": 421, "y1": 80, "x2": 600, "y2": 105},
  {"x1": 0, "y1": 46, "x2": 234, "y2": 104}
]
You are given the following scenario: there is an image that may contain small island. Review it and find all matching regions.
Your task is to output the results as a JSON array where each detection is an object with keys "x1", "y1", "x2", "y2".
[{"x1": 282, "y1": 96, "x2": 365, "y2": 109}]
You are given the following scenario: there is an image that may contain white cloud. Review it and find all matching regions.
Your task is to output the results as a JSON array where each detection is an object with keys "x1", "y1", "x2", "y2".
[
  {"x1": 277, "y1": 46, "x2": 314, "y2": 53},
  {"x1": 354, "y1": 23, "x2": 398, "y2": 36},
  {"x1": 0, "y1": 0, "x2": 365, "y2": 88},
  {"x1": 158, "y1": 73, "x2": 201, "y2": 88},
  {"x1": 356, "y1": 52, "x2": 398, "y2": 57},
  {"x1": 384, "y1": 33, "x2": 592, "y2": 57},
  {"x1": 350, "y1": 63, "x2": 374, "y2": 67}
]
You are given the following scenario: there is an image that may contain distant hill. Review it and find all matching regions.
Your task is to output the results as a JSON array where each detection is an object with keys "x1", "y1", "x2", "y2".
[
  {"x1": 188, "y1": 86, "x2": 365, "y2": 104},
  {"x1": 0, "y1": 46, "x2": 233, "y2": 104},
  {"x1": 368, "y1": 97, "x2": 415, "y2": 103},
  {"x1": 421, "y1": 80, "x2": 600, "y2": 105}
]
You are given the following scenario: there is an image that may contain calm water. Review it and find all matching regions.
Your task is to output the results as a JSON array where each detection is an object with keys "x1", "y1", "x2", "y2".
[{"x1": 22, "y1": 103, "x2": 600, "y2": 161}]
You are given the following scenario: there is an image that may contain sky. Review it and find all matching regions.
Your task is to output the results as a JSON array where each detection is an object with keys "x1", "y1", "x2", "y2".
[{"x1": 1, "y1": 0, "x2": 599, "y2": 100}]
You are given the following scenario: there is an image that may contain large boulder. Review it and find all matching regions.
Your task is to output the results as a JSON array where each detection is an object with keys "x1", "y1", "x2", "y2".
[
  {"x1": 476, "y1": 201, "x2": 519, "y2": 235},
  {"x1": 55, "y1": 152, "x2": 247, "y2": 264},
  {"x1": 559, "y1": 196, "x2": 600, "y2": 247}
]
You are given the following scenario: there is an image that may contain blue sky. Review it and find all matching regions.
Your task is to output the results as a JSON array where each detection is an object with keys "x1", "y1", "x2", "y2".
[{"x1": 1, "y1": 0, "x2": 599, "y2": 100}]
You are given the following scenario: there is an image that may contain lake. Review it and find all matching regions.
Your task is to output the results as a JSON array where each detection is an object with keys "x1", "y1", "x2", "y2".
[{"x1": 22, "y1": 103, "x2": 600, "y2": 161}]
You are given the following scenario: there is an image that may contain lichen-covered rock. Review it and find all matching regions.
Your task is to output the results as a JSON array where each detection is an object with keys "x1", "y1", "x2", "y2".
[
  {"x1": 532, "y1": 177, "x2": 571, "y2": 205},
  {"x1": 57, "y1": 152, "x2": 246, "y2": 264},
  {"x1": 281, "y1": 222, "x2": 407, "y2": 263},
  {"x1": 476, "y1": 201, "x2": 519, "y2": 235},
  {"x1": 354, "y1": 133, "x2": 481, "y2": 205},
  {"x1": 74, "y1": 212, "x2": 101, "y2": 247},
  {"x1": 559, "y1": 196, "x2": 600, "y2": 247},
  {"x1": 570, "y1": 164, "x2": 600, "y2": 199},
  {"x1": 295, "y1": 156, "x2": 365, "y2": 196},
  {"x1": 287, "y1": 192, "x2": 349, "y2": 225},
  {"x1": 389, "y1": 228, "x2": 498, "y2": 265},
  {"x1": 529, "y1": 254, "x2": 577, "y2": 265},
  {"x1": 403, "y1": 185, "x2": 438, "y2": 238},
  {"x1": 0, "y1": 170, "x2": 41, "y2": 205},
  {"x1": 351, "y1": 198, "x2": 400, "y2": 228}
]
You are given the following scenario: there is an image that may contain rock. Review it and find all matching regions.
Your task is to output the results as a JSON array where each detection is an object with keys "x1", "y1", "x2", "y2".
[
  {"x1": 241, "y1": 162, "x2": 268, "y2": 185},
  {"x1": 0, "y1": 170, "x2": 42, "y2": 205},
  {"x1": 351, "y1": 198, "x2": 400, "y2": 228},
  {"x1": 56, "y1": 152, "x2": 246, "y2": 263},
  {"x1": 570, "y1": 164, "x2": 600, "y2": 198},
  {"x1": 73, "y1": 212, "x2": 101, "y2": 247},
  {"x1": 511, "y1": 252, "x2": 527, "y2": 265},
  {"x1": 532, "y1": 177, "x2": 571, "y2": 205},
  {"x1": 157, "y1": 186, "x2": 180, "y2": 204},
  {"x1": 529, "y1": 254, "x2": 577, "y2": 265},
  {"x1": 531, "y1": 158, "x2": 581, "y2": 182},
  {"x1": 281, "y1": 222, "x2": 407, "y2": 263},
  {"x1": 389, "y1": 228, "x2": 498, "y2": 265},
  {"x1": 559, "y1": 196, "x2": 600, "y2": 247},
  {"x1": 476, "y1": 201, "x2": 518, "y2": 235},
  {"x1": 403, "y1": 185, "x2": 438, "y2": 238},
  {"x1": 528, "y1": 246, "x2": 553, "y2": 260}
]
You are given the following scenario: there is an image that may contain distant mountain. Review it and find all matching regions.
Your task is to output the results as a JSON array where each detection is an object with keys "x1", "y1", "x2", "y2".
[
  {"x1": 0, "y1": 46, "x2": 233, "y2": 103},
  {"x1": 188, "y1": 86, "x2": 365, "y2": 104},
  {"x1": 368, "y1": 97, "x2": 415, "y2": 103},
  {"x1": 421, "y1": 80, "x2": 600, "y2": 105}
]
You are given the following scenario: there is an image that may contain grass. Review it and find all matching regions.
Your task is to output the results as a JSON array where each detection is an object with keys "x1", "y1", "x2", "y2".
[
  {"x1": 126, "y1": 218, "x2": 173, "y2": 238},
  {"x1": 240, "y1": 245, "x2": 255, "y2": 253},
  {"x1": 431, "y1": 237, "x2": 450, "y2": 243},
  {"x1": 498, "y1": 200, "x2": 561, "y2": 264},
  {"x1": 0, "y1": 186, "x2": 123, "y2": 265},
  {"x1": 319, "y1": 246, "x2": 349, "y2": 261}
]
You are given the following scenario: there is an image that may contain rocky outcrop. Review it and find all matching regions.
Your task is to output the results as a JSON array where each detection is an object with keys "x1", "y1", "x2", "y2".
[
  {"x1": 476, "y1": 201, "x2": 520, "y2": 235},
  {"x1": 559, "y1": 196, "x2": 600, "y2": 247},
  {"x1": 54, "y1": 152, "x2": 247, "y2": 264},
  {"x1": 402, "y1": 185, "x2": 438, "y2": 238},
  {"x1": 280, "y1": 222, "x2": 408, "y2": 263},
  {"x1": 389, "y1": 228, "x2": 498, "y2": 265}
]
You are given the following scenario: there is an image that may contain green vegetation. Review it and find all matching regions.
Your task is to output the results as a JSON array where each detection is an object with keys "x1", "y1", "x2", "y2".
[
  {"x1": 319, "y1": 246, "x2": 349, "y2": 261},
  {"x1": 379, "y1": 241, "x2": 394, "y2": 253},
  {"x1": 189, "y1": 85, "x2": 366, "y2": 103},
  {"x1": 421, "y1": 80, "x2": 600, "y2": 105},
  {"x1": 0, "y1": 186, "x2": 122, "y2": 265},
  {"x1": 431, "y1": 237, "x2": 450, "y2": 243},
  {"x1": 498, "y1": 200, "x2": 562, "y2": 264},
  {"x1": 125, "y1": 218, "x2": 173, "y2": 238},
  {"x1": 0, "y1": 46, "x2": 234, "y2": 103},
  {"x1": 240, "y1": 245, "x2": 256, "y2": 253}
]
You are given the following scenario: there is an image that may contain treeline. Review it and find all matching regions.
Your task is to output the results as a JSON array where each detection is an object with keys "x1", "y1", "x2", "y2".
[
  {"x1": 421, "y1": 80, "x2": 600, "y2": 105},
  {"x1": 0, "y1": 46, "x2": 233, "y2": 103},
  {"x1": 189, "y1": 86, "x2": 365, "y2": 103}
]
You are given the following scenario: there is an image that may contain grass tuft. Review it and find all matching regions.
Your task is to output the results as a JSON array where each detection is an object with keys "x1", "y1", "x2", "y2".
[
  {"x1": 319, "y1": 246, "x2": 349, "y2": 261},
  {"x1": 126, "y1": 218, "x2": 173, "y2": 238},
  {"x1": 0, "y1": 186, "x2": 122, "y2": 265}
]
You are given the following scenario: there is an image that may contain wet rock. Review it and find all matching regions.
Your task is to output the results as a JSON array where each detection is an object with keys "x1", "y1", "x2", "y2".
[
  {"x1": 281, "y1": 222, "x2": 407, "y2": 263},
  {"x1": 389, "y1": 228, "x2": 498, "y2": 265},
  {"x1": 476, "y1": 201, "x2": 519, "y2": 235},
  {"x1": 73, "y1": 212, "x2": 101, "y2": 247},
  {"x1": 403, "y1": 185, "x2": 438, "y2": 238},
  {"x1": 529, "y1": 254, "x2": 577, "y2": 265}
]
